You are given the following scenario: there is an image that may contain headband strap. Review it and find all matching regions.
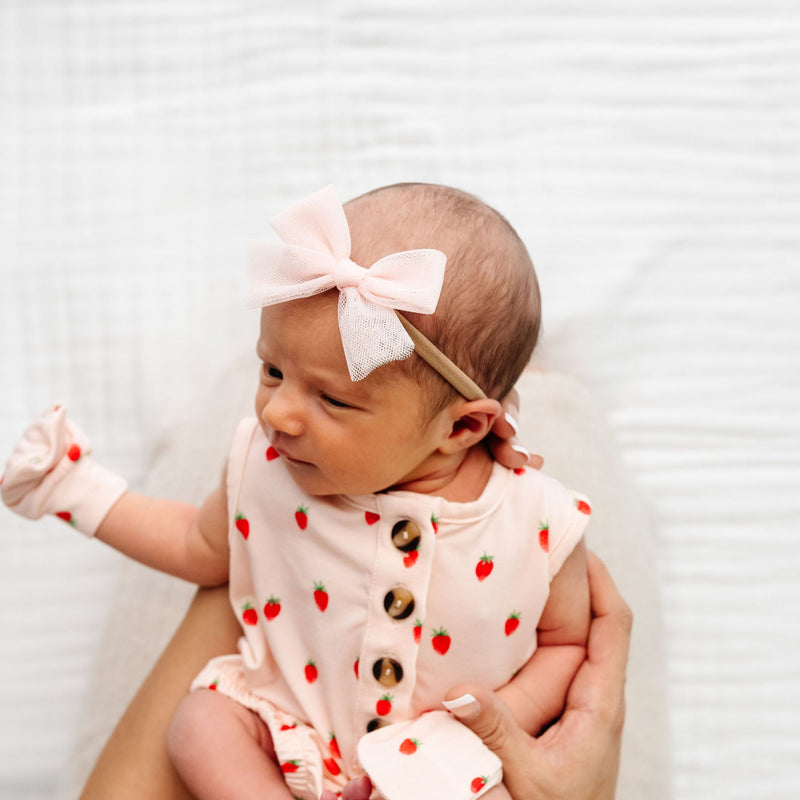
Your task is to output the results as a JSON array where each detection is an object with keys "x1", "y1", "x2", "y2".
[{"x1": 396, "y1": 313, "x2": 486, "y2": 400}]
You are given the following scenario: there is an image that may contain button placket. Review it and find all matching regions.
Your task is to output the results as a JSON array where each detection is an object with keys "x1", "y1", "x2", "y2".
[{"x1": 356, "y1": 495, "x2": 440, "y2": 736}]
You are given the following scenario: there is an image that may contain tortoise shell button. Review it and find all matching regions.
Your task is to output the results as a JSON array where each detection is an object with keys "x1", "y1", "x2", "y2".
[
  {"x1": 391, "y1": 519, "x2": 421, "y2": 552},
  {"x1": 383, "y1": 587, "x2": 415, "y2": 620},
  {"x1": 366, "y1": 717, "x2": 390, "y2": 733},
  {"x1": 372, "y1": 657, "x2": 404, "y2": 687}
]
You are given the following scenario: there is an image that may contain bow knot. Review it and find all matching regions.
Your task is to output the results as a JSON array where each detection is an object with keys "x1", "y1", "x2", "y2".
[
  {"x1": 245, "y1": 186, "x2": 447, "y2": 381},
  {"x1": 333, "y1": 257, "x2": 368, "y2": 290}
]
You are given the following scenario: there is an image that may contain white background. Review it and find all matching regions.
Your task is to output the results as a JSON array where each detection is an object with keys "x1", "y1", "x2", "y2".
[{"x1": 1, "y1": 1, "x2": 799, "y2": 798}]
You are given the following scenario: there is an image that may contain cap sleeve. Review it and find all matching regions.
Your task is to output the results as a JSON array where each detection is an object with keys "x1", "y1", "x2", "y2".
[{"x1": 544, "y1": 480, "x2": 593, "y2": 581}]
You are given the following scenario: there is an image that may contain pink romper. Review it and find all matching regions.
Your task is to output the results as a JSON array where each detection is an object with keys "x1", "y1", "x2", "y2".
[{"x1": 191, "y1": 419, "x2": 591, "y2": 798}]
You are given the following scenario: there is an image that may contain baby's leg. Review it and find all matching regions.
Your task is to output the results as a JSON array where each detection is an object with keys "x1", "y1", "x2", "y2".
[{"x1": 168, "y1": 688, "x2": 294, "y2": 800}]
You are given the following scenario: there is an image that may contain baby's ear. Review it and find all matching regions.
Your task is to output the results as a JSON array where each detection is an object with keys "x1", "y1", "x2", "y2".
[{"x1": 443, "y1": 398, "x2": 503, "y2": 453}]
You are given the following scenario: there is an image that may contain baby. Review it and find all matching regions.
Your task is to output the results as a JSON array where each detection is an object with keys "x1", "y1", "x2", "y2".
[{"x1": 1, "y1": 183, "x2": 591, "y2": 800}]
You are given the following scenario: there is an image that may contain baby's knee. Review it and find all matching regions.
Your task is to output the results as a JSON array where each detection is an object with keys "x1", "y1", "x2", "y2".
[{"x1": 167, "y1": 690, "x2": 220, "y2": 769}]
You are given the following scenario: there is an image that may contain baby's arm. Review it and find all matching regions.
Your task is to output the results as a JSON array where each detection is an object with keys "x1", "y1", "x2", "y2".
[
  {"x1": 497, "y1": 538, "x2": 590, "y2": 735},
  {"x1": 95, "y1": 468, "x2": 230, "y2": 586}
]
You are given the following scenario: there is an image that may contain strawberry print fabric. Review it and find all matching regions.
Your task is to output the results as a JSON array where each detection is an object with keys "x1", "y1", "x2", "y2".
[{"x1": 191, "y1": 419, "x2": 591, "y2": 798}]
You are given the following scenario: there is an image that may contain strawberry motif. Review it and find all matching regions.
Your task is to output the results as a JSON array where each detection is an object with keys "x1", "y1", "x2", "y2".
[
  {"x1": 365, "y1": 511, "x2": 380, "y2": 525},
  {"x1": 67, "y1": 444, "x2": 82, "y2": 462},
  {"x1": 235, "y1": 512, "x2": 249, "y2": 539},
  {"x1": 295, "y1": 504, "x2": 309, "y2": 529},
  {"x1": 431, "y1": 628, "x2": 451, "y2": 655},
  {"x1": 241, "y1": 603, "x2": 257, "y2": 626},
  {"x1": 575, "y1": 498, "x2": 592, "y2": 515},
  {"x1": 505, "y1": 612, "x2": 521, "y2": 636},
  {"x1": 354, "y1": 657, "x2": 360, "y2": 678},
  {"x1": 430, "y1": 513, "x2": 439, "y2": 534},
  {"x1": 471, "y1": 776, "x2": 488, "y2": 794},
  {"x1": 55, "y1": 511, "x2": 76, "y2": 527},
  {"x1": 399, "y1": 738, "x2": 420, "y2": 755},
  {"x1": 413, "y1": 618, "x2": 423, "y2": 644},
  {"x1": 281, "y1": 760, "x2": 301, "y2": 774},
  {"x1": 475, "y1": 552, "x2": 494, "y2": 581},
  {"x1": 513, "y1": 466, "x2": 526, "y2": 475},
  {"x1": 313, "y1": 582, "x2": 329, "y2": 612},
  {"x1": 266, "y1": 445, "x2": 280, "y2": 461},
  {"x1": 538, "y1": 521, "x2": 549, "y2": 553},
  {"x1": 403, "y1": 546, "x2": 419, "y2": 568},
  {"x1": 263, "y1": 596, "x2": 281, "y2": 620},
  {"x1": 323, "y1": 757, "x2": 341, "y2": 776},
  {"x1": 208, "y1": 678, "x2": 219, "y2": 691},
  {"x1": 279, "y1": 722, "x2": 297, "y2": 730},
  {"x1": 305, "y1": 660, "x2": 318, "y2": 683},
  {"x1": 329, "y1": 733, "x2": 341, "y2": 759},
  {"x1": 376, "y1": 693, "x2": 393, "y2": 716}
]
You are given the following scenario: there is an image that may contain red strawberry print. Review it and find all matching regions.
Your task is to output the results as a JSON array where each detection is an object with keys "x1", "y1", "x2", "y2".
[
  {"x1": 55, "y1": 511, "x2": 76, "y2": 527},
  {"x1": 323, "y1": 757, "x2": 341, "y2": 776},
  {"x1": 305, "y1": 660, "x2": 318, "y2": 683},
  {"x1": 313, "y1": 582, "x2": 329, "y2": 612},
  {"x1": 575, "y1": 498, "x2": 592, "y2": 515},
  {"x1": 430, "y1": 513, "x2": 439, "y2": 534},
  {"x1": 471, "y1": 776, "x2": 488, "y2": 793},
  {"x1": 505, "y1": 612, "x2": 521, "y2": 637},
  {"x1": 281, "y1": 760, "x2": 301, "y2": 774},
  {"x1": 431, "y1": 628, "x2": 451, "y2": 655},
  {"x1": 538, "y1": 521, "x2": 549, "y2": 553},
  {"x1": 513, "y1": 466, "x2": 526, "y2": 475},
  {"x1": 376, "y1": 694, "x2": 393, "y2": 716},
  {"x1": 329, "y1": 733, "x2": 341, "y2": 759},
  {"x1": 475, "y1": 552, "x2": 494, "y2": 581},
  {"x1": 263, "y1": 596, "x2": 281, "y2": 620},
  {"x1": 295, "y1": 504, "x2": 309, "y2": 529},
  {"x1": 280, "y1": 723, "x2": 297, "y2": 730},
  {"x1": 403, "y1": 546, "x2": 419, "y2": 568},
  {"x1": 208, "y1": 678, "x2": 219, "y2": 691},
  {"x1": 266, "y1": 445, "x2": 280, "y2": 461},
  {"x1": 353, "y1": 657, "x2": 360, "y2": 678},
  {"x1": 235, "y1": 512, "x2": 249, "y2": 539},
  {"x1": 241, "y1": 603, "x2": 257, "y2": 626},
  {"x1": 365, "y1": 511, "x2": 380, "y2": 525},
  {"x1": 67, "y1": 444, "x2": 81, "y2": 462},
  {"x1": 399, "y1": 738, "x2": 420, "y2": 755},
  {"x1": 413, "y1": 618, "x2": 423, "y2": 644}
]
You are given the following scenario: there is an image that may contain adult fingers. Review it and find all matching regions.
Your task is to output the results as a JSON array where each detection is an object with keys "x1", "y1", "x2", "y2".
[
  {"x1": 340, "y1": 776, "x2": 373, "y2": 800},
  {"x1": 443, "y1": 686, "x2": 535, "y2": 774}
]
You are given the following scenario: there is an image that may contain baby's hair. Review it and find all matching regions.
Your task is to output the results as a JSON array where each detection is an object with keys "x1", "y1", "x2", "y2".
[{"x1": 345, "y1": 183, "x2": 541, "y2": 414}]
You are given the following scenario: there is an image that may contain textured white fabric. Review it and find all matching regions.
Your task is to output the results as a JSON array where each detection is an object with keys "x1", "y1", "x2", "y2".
[{"x1": 246, "y1": 185, "x2": 447, "y2": 381}]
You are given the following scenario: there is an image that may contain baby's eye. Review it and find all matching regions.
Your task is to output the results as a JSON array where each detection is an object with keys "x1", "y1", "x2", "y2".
[
  {"x1": 262, "y1": 363, "x2": 283, "y2": 381},
  {"x1": 323, "y1": 395, "x2": 351, "y2": 409}
]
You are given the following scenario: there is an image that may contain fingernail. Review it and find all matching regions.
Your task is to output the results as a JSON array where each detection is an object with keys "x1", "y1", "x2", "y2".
[
  {"x1": 510, "y1": 443, "x2": 530, "y2": 460},
  {"x1": 503, "y1": 413, "x2": 519, "y2": 436},
  {"x1": 442, "y1": 693, "x2": 480, "y2": 719}
]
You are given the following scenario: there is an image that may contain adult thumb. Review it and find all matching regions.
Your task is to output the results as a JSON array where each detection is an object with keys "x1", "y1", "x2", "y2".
[{"x1": 443, "y1": 685, "x2": 532, "y2": 768}]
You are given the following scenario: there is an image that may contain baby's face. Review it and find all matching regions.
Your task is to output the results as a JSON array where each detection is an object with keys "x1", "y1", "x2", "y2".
[{"x1": 254, "y1": 294, "x2": 451, "y2": 497}]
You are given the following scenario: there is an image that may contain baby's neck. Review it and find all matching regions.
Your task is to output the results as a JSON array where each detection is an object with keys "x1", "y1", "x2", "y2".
[{"x1": 391, "y1": 443, "x2": 494, "y2": 503}]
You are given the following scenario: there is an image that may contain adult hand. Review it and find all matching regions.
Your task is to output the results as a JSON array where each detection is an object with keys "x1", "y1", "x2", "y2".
[
  {"x1": 444, "y1": 552, "x2": 632, "y2": 800},
  {"x1": 486, "y1": 388, "x2": 544, "y2": 472}
]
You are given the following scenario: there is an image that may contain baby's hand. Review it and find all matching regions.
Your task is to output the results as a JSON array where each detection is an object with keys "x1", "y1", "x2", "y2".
[
  {"x1": 486, "y1": 389, "x2": 544, "y2": 472},
  {"x1": 1, "y1": 406, "x2": 126, "y2": 536}
]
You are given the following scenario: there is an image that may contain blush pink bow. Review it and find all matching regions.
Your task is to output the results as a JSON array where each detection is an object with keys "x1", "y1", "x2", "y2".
[{"x1": 245, "y1": 185, "x2": 447, "y2": 381}]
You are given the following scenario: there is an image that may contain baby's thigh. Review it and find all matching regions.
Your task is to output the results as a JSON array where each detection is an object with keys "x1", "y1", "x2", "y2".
[{"x1": 168, "y1": 688, "x2": 276, "y2": 764}]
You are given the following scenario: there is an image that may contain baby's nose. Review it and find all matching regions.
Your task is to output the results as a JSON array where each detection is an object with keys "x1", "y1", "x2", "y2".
[{"x1": 261, "y1": 391, "x2": 304, "y2": 437}]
